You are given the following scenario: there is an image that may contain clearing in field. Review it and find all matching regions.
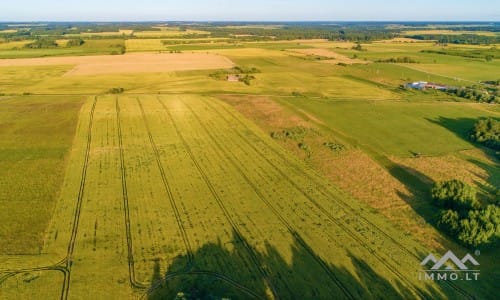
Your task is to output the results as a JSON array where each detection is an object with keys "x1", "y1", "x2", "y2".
[{"x1": 0, "y1": 53, "x2": 234, "y2": 76}]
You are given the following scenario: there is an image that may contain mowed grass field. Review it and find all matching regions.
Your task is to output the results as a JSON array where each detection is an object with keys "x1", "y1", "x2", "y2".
[
  {"x1": 284, "y1": 99, "x2": 499, "y2": 157},
  {"x1": 0, "y1": 95, "x2": 476, "y2": 299}
]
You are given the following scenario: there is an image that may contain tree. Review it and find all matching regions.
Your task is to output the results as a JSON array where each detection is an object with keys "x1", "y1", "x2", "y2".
[
  {"x1": 458, "y1": 205, "x2": 500, "y2": 247},
  {"x1": 431, "y1": 180, "x2": 479, "y2": 211},
  {"x1": 67, "y1": 38, "x2": 84, "y2": 47},
  {"x1": 438, "y1": 209, "x2": 460, "y2": 235},
  {"x1": 469, "y1": 118, "x2": 500, "y2": 150}
]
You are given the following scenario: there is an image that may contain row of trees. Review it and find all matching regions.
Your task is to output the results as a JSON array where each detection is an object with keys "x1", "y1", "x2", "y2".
[
  {"x1": 443, "y1": 87, "x2": 499, "y2": 104},
  {"x1": 407, "y1": 34, "x2": 500, "y2": 45},
  {"x1": 432, "y1": 180, "x2": 499, "y2": 247}
]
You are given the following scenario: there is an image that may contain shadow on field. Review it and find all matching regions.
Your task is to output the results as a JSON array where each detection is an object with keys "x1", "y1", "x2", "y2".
[
  {"x1": 426, "y1": 116, "x2": 479, "y2": 142},
  {"x1": 145, "y1": 230, "x2": 445, "y2": 300},
  {"x1": 427, "y1": 116, "x2": 500, "y2": 200}
]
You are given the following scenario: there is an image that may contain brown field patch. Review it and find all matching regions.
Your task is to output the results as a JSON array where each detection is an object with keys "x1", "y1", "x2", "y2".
[
  {"x1": 0, "y1": 53, "x2": 234, "y2": 76},
  {"x1": 288, "y1": 48, "x2": 370, "y2": 65},
  {"x1": 392, "y1": 151, "x2": 499, "y2": 200}
]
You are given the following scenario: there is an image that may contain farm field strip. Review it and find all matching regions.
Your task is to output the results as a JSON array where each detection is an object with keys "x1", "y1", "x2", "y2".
[
  {"x1": 0, "y1": 97, "x2": 98, "y2": 299},
  {"x1": 64, "y1": 95, "x2": 133, "y2": 299},
  {"x1": 180, "y1": 97, "x2": 431, "y2": 298},
  {"x1": 118, "y1": 97, "x2": 191, "y2": 285},
  {"x1": 148, "y1": 96, "x2": 281, "y2": 298},
  {"x1": 177, "y1": 98, "x2": 361, "y2": 299},
  {"x1": 206, "y1": 97, "x2": 474, "y2": 298},
  {"x1": 117, "y1": 96, "x2": 275, "y2": 297}
]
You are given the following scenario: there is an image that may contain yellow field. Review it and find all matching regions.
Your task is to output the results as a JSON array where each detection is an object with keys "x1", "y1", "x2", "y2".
[
  {"x1": 133, "y1": 29, "x2": 210, "y2": 37},
  {"x1": 0, "y1": 53, "x2": 234, "y2": 76},
  {"x1": 0, "y1": 41, "x2": 32, "y2": 50}
]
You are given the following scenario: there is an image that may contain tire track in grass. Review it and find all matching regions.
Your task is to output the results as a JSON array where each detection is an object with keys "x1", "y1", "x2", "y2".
[
  {"x1": 183, "y1": 100, "x2": 355, "y2": 300},
  {"x1": 135, "y1": 98, "x2": 194, "y2": 268},
  {"x1": 116, "y1": 97, "x2": 149, "y2": 289},
  {"x1": 1, "y1": 97, "x2": 98, "y2": 300},
  {"x1": 60, "y1": 96, "x2": 98, "y2": 300},
  {"x1": 155, "y1": 96, "x2": 280, "y2": 299},
  {"x1": 207, "y1": 97, "x2": 474, "y2": 299}
]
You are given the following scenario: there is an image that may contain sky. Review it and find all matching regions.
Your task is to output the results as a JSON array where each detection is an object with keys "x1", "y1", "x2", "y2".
[{"x1": 1, "y1": 0, "x2": 498, "y2": 22}]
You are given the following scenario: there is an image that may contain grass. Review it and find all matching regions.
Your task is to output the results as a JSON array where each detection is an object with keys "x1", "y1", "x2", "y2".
[
  {"x1": 283, "y1": 98, "x2": 499, "y2": 157},
  {"x1": 0, "y1": 95, "x2": 84, "y2": 254}
]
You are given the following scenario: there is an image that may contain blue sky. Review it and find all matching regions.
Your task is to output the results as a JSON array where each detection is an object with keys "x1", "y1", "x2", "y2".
[{"x1": 1, "y1": 0, "x2": 498, "y2": 21}]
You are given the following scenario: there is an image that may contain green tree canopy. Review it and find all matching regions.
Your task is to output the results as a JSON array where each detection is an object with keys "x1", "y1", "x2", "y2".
[{"x1": 431, "y1": 180, "x2": 479, "y2": 211}]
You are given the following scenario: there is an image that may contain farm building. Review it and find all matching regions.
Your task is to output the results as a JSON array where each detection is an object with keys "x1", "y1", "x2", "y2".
[{"x1": 406, "y1": 81, "x2": 447, "y2": 90}]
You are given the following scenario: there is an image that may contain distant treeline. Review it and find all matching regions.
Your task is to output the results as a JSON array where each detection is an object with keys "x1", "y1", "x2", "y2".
[
  {"x1": 406, "y1": 34, "x2": 500, "y2": 45},
  {"x1": 197, "y1": 25, "x2": 399, "y2": 41},
  {"x1": 421, "y1": 47, "x2": 499, "y2": 60}
]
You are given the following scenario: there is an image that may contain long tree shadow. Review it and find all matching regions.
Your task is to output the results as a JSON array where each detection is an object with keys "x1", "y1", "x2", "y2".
[
  {"x1": 146, "y1": 230, "x2": 450, "y2": 300},
  {"x1": 427, "y1": 116, "x2": 500, "y2": 198}
]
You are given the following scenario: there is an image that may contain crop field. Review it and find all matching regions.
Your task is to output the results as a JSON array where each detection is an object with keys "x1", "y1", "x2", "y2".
[
  {"x1": 0, "y1": 53, "x2": 234, "y2": 76},
  {"x1": 0, "y1": 21, "x2": 498, "y2": 299},
  {"x1": 0, "y1": 94, "x2": 479, "y2": 299}
]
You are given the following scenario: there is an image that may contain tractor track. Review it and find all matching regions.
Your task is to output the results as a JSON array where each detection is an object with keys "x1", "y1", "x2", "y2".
[
  {"x1": 207, "y1": 97, "x2": 475, "y2": 299},
  {"x1": 155, "y1": 96, "x2": 280, "y2": 299},
  {"x1": 183, "y1": 100, "x2": 355, "y2": 300},
  {"x1": 201, "y1": 98, "x2": 431, "y2": 298},
  {"x1": 116, "y1": 98, "x2": 149, "y2": 289},
  {"x1": 136, "y1": 98, "x2": 194, "y2": 268},
  {"x1": 0, "y1": 97, "x2": 98, "y2": 300},
  {"x1": 60, "y1": 96, "x2": 98, "y2": 300}
]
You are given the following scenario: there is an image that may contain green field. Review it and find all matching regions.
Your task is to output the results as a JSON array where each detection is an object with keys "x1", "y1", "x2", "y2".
[
  {"x1": 0, "y1": 22, "x2": 498, "y2": 299},
  {"x1": 0, "y1": 96, "x2": 84, "y2": 254}
]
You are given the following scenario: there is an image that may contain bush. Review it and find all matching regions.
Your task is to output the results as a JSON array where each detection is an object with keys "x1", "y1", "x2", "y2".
[
  {"x1": 458, "y1": 205, "x2": 500, "y2": 247},
  {"x1": 67, "y1": 38, "x2": 84, "y2": 47},
  {"x1": 108, "y1": 87, "x2": 124, "y2": 94},
  {"x1": 469, "y1": 118, "x2": 500, "y2": 150},
  {"x1": 431, "y1": 180, "x2": 479, "y2": 211},
  {"x1": 24, "y1": 39, "x2": 58, "y2": 49}
]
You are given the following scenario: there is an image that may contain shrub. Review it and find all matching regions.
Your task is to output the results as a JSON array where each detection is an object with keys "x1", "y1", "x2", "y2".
[
  {"x1": 431, "y1": 180, "x2": 479, "y2": 211},
  {"x1": 108, "y1": 87, "x2": 124, "y2": 94},
  {"x1": 458, "y1": 205, "x2": 500, "y2": 247},
  {"x1": 469, "y1": 118, "x2": 500, "y2": 150},
  {"x1": 67, "y1": 38, "x2": 84, "y2": 47}
]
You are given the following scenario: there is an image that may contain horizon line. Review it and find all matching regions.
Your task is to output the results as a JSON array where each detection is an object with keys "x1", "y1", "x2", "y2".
[{"x1": 1, "y1": 20, "x2": 499, "y2": 23}]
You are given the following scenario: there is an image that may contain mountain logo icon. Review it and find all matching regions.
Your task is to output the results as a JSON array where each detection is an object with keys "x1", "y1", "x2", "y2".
[{"x1": 421, "y1": 250, "x2": 480, "y2": 270}]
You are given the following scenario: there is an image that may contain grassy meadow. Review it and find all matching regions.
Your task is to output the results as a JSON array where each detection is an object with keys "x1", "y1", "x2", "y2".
[{"x1": 0, "y1": 23, "x2": 498, "y2": 299}]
